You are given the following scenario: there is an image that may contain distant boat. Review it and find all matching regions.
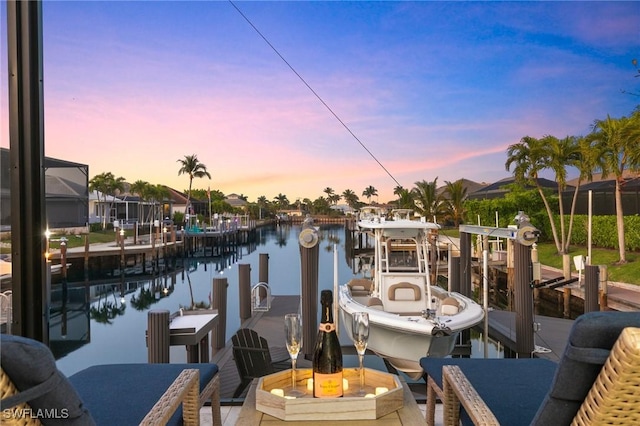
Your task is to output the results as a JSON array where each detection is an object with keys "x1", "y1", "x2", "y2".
[
  {"x1": 275, "y1": 213, "x2": 291, "y2": 225},
  {"x1": 338, "y1": 208, "x2": 484, "y2": 379}
]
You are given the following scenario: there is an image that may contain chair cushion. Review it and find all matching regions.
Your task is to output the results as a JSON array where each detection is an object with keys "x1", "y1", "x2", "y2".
[
  {"x1": 69, "y1": 363, "x2": 218, "y2": 426},
  {"x1": 0, "y1": 334, "x2": 95, "y2": 425},
  {"x1": 531, "y1": 311, "x2": 640, "y2": 426},
  {"x1": 421, "y1": 357, "x2": 557, "y2": 426}
]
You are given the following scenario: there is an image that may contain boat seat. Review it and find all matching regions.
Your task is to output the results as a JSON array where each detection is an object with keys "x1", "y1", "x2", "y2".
[
  {"x1": 384, "y1": 282, "x2": 426, "y2": 314},
  {"x1": 367, "y1": 297, "x2": 384, "y2": 310},
  {"x1": 348, "y1": 278, "x2": 373, "y2": 297},
  {"x1": 440, "y1": 297, "x2": 460, "y2": 315},
  {"x1": 388, "y1": 282, "x2": 422, "y2": 301}
]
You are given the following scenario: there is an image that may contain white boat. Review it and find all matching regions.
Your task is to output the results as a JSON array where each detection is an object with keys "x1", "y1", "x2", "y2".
[{"x1": 338, "y1": 208, "x2": 484, "y2": 379}]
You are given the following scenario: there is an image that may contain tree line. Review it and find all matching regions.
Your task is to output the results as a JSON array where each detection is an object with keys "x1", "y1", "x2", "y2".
[{"x1": 90, "y1": 108, "x2": 639, "y2": 263}]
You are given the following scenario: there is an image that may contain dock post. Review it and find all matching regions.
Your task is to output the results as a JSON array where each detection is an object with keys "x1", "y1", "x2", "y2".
[
  {"x1": 299, "y1": 219, "x2": 319, "y2": 359},
  {"x1": 563, "y1": 287, "x2": 572, "y2": 318},
  {"x1": 459, "y1": 232, "x2": 472, "y2": 298},
  {"x1": 147, "y1": 310, "x2": 170, "y2": 363},
  {"x1": 599, "y1": 265, "x2": 608, "y2": 310},
  {"x1": 584, "y1": 265, "x2": 599, "y2": 313},
  {"x1": 449, "y1": 256, "x2": 460, "y2": 293},
  {"x1": 259, "y1": 253, "x2": 269, "y2": 302},
  {"x1": 514, "y1": 242, "x2": 534, "y2": 357},
  {"x1": 562, "y1": 254, "x2": 571, "y2": 279},
  {"x1": 239, "y1": 263, "x2": 252, "y2": 320},
  {"x1": 212, "y1": 278, "x2": 228, "y2": 350}
]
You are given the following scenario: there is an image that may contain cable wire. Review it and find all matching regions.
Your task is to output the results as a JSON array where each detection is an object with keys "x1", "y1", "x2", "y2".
[{"x1": 228, "y1": 1, "x2": 402, "y2": 188}]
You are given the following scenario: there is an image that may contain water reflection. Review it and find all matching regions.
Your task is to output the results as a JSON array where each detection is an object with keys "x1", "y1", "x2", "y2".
[
  {"x1": 53, "y1": 224, "x2": 362, "y2": 376},
  {"x1": 52, "y1": 223, "x2": 504, "y2": 377}
]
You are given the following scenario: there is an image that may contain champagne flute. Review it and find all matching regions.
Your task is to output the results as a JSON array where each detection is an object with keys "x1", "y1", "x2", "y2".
[
  {"x1": 352, "y1": 312, "x2": 369, "y2": 396},
  {"x1": 284, "y1": 313, "x2": 304, "y2": 397}
]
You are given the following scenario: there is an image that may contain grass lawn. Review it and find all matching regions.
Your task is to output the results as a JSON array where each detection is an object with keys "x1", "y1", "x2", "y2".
[
  {"x1": 535, "y1": 243, "x2": 640, "y2": 286},
  {"x1": 440, "y1": 228, "x2": 639, "y2": 286},
  {"x1": 1, "y1": 230, "x2": 129, "y2": 253}
]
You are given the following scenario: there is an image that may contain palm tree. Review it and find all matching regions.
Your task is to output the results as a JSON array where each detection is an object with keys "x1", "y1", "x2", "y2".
[
  {"x1": 505, "y1": 136, "x2": 564, "y2": 253},
  {"x1": 589, "y1": 112, "x2": 640, "y2": 263},
  {"x1": 411, "y1": 178, "x2": 445, "y2": 221},
  {"x1": 130, "y1": 179, "x2": 150, "y2": 225},
  {"x1": 89, "y1": 172, "x2": 126, "y2": 229},
  {"x1": 149, "y1": 184, "x2": 170, "y2": 223},
  {"x1": 565, "y1": 136, "x2": 601, "y2": 250},
  {"x1": 362, "y1": 185, "x2": 378, "y2": 204},
  {"x1": 274, "y1": 193, "x2": 289, "y2": 209},
  {"x1": 341, "y1": 189, "x2": 359, "y2": 208},
  {"x1": 177, "y1": 154, "x2": 211, "y2": 218},
  {"x1": 257, "y1": 195, "x2": 268, "y2": 219},
  {"x1": 542, "y1": 135, "x2": 582, "y2": 253},
  {"x1": 395, "y1": 188, "x2": 415, "y2": 209},
  {"x1": 443, "y1": 179, "x2": 467, "y2": 227},
  {"x1": 323, "y1": 187, "x2": 335, "y2": 199}
]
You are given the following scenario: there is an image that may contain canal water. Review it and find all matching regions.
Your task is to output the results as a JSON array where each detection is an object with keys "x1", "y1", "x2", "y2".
[{"x1": 53, "y1": 223, "x2": 502, "y2": 377}]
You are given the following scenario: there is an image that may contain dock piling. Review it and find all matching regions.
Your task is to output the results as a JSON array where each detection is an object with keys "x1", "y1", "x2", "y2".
[
  {"x1": 599, "y1": 265, "x2": 608, "y2": 310},
  {"x1": 239, "y1": 264, "x2": 251, "y2": 320},
  {"x1": 147, "y1": 309, "x2": 170, "y2": 363},
  {"x1": 584, "y1": 265, "x2": 599, "y2": 313},
  {"x1": 514, "y1": 242, "x2": 534, "y2": 357},
  {"x1": 212, "y1": 278, "x2": 228, "y2": 350},
  {"x1": 299, "y1": 222, "x2": 319, "y2": 359},
  {"x1": 259, "y1": 253, "x2": 269, "y2": 302}
]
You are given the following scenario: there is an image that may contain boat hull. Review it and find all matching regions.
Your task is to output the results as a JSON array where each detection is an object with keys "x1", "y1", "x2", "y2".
[
  {"x1": 338, "y1": 284, "x2": 483, "y2": 379},
  {"x1": 339, "y1": 306, "x2": 458, "y2": 379}
]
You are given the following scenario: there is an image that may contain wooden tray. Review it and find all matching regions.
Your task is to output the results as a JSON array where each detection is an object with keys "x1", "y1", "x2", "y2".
[{"x1": 255, "y1": 368, "x2": 404, "y2": 421}]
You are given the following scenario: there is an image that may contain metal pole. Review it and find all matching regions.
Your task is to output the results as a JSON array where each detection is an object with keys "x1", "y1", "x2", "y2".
[
  {"x1": 588, "y1": 190, "x2": 592, "y2": 265},
  {"x1": 482, "y1": 249, "x2": 489, "y2": 358}
]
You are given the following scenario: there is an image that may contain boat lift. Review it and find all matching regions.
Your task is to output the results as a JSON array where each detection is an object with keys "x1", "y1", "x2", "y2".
[{"x1": 459, "y1": 211, "x2": 542, "y2": 358}]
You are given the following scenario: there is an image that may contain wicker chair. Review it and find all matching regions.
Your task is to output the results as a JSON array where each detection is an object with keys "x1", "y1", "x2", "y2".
[
  {"x1": 1, "y1": 334, "x2": 222, "y2": 425},
  {"x1": 441, "y1": 326, "x2": 640, "y2": 426},
  {"x1": 1, "y1": 366, "x2": 200, "y2": 426}
]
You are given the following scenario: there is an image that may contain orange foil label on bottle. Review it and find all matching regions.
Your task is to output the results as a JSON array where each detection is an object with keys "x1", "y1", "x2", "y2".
[
  {"x1": 314, "y1": 372, "x2": 343, "y2": 398},
  {"x1": 318, "y1": 322, "x2": 336, "y2": 332}
]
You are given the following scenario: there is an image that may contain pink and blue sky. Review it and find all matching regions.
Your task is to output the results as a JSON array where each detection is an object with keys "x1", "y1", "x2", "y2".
[{"x1": 1, "y1": 1, "x2": 638, "y2": 203}]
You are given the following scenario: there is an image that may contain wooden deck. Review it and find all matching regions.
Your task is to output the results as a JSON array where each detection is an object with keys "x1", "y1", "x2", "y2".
[
  {"x1": 209, "y1": 295, "x2": 581, "y2": 407},
  {"x1": 211, "y1": 295, "x2": 312, "y2": 401}
]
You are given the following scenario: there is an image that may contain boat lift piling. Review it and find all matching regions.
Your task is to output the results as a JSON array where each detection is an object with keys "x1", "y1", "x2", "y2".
[
  {"x1": 299, "y1": 218, "x2": 319, "y2": 360},
  {"x1": 459, "y1": 211, "x2": 540, "y2": 358}
]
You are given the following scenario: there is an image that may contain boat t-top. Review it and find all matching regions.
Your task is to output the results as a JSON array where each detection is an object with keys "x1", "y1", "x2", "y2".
[{"x1": 339, "y1": 208, "x2": 484, "y2": 379}]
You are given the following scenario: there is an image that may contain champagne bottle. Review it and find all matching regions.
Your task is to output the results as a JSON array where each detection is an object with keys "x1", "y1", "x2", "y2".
[{"x1": 313, "y1": 289, "x2": 343, "y2": 398}]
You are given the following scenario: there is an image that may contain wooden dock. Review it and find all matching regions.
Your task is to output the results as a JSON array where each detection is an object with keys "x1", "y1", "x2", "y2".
[{"x1": 211, "y1": 295, "x2": 311, "y2": 402}]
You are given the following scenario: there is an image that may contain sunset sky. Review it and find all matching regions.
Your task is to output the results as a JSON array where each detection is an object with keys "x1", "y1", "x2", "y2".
[{"x1": 1, "y1": 1, "x2": 638, "y2": 203}]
